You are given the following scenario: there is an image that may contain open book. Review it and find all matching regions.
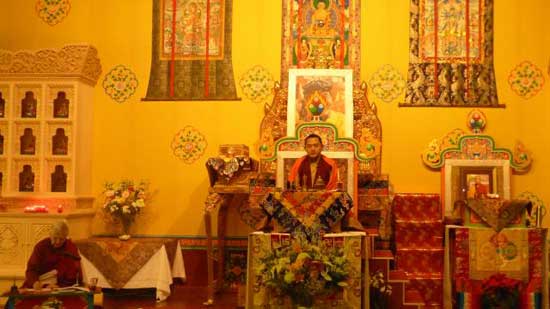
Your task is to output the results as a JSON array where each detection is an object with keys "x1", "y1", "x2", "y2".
[{"x1": 54, "y1": 285, "x2": 91, "y2": 292}]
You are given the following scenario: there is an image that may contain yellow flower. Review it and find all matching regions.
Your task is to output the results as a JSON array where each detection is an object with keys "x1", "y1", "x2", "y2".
[
  {"x1": 296, "y1": 252, "x2": 311, "y2": 262},
  {"x1": 284, "y1": 271, "x2": 295, "y2": 284}
]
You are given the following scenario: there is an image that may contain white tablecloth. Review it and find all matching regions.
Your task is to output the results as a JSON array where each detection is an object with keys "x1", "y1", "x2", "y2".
[{"x1": 80, "y1": 242, "x2": 186, "y2": 301}]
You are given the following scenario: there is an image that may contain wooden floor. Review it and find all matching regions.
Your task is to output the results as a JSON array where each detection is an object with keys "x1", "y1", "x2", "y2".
[{"x1": 101, "y1": 284, "x2": 240, "y2": 309}]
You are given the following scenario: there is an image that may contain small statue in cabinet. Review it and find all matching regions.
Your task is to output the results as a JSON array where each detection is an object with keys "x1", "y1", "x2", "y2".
[
  {"x1": 52, "y1": 128, "x2": 68, "y2": 155},
  {"x1": 21, "y1": 91, "x2": 37, "y2": 118},
  {"x1": 20, "y1": 128, "x2": 36, "y2": 155},
  {"x1": 53, "y1": 91, "x2": 69, "y2": 118},
  {"x1": 51, "y1": 165, "x2": 67, "y2": 192},
  {"x1": 19, "y1": 165, "x2": 34, "y2": 192}
]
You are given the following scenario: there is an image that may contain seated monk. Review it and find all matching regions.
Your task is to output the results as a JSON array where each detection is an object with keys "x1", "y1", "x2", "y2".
[
  {"x1": 288, "y1": 133, "x2": 338, "y2": 190},
  {"x1": 22, "y1": 220, "x2": 82, "y2": 289}
]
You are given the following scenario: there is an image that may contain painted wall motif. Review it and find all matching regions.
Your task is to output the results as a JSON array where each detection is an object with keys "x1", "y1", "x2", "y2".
[
  {"x1": 239, "y1": 65, "x2": 274, "y2": 103},
  {"x1": 36, "y1": 0, "x2": 71, "y2": 26},
  {"x1": 171, "y1": 126, "x2": 207, "y2": 164},
  {"x1": 508, "y1": 61, "x2": 545, "y2": 100},
  {"x1": 102, "y1": 65, "x2": 139, "y2": 103},
  {"x1": 368, "y1": 64, "x2": 406, "y2": 103}
]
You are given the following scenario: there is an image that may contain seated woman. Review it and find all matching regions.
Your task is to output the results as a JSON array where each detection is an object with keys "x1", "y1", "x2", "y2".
[{"x1": 22, "y1": 220, "x2": 82, "y2": 289}]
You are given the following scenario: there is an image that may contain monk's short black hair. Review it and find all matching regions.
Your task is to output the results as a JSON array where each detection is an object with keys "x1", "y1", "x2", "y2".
[{"x1": 304, "y1": 134, "x2": 323, "y2": 146}]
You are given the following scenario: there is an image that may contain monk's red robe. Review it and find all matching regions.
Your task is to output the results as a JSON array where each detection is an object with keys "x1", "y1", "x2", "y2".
[
  {"x1": 23, "y1": 238, "x2": 82, "y2": 288},
  {"x1": 288, "y1": 154, "x2": 338, "y2": 190}
]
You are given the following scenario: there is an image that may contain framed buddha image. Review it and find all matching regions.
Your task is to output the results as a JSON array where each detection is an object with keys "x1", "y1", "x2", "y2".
[{"x1": 287, "y1": 69, "x2": 353, "y2": 138}]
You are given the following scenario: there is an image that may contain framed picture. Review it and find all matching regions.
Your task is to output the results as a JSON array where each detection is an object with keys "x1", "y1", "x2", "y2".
[
  {"x1": 287, "y1": 69, "x2": 354, "y2": 138},
  {"x1": 442, "y1": 159, "x2": 510, "y2": 216},
  {"x1": 461, "y1": 167, "x2": 494, "y2": 200}
]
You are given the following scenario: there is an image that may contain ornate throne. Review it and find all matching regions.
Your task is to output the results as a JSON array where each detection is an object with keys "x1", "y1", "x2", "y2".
[{"x1": 203, "y1": 69, "x2": 385, "y2": 305}]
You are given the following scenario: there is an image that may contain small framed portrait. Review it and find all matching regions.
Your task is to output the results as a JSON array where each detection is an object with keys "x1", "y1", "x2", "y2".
[
  {"x1": 287, "y1": 69, "x2": 354, "y2": 138},
  {"x1": 442, "y1": 159, "x2": 511, "y2": 216},
  {"x1": 461, "y1": 167, "x2": 494, "y2": 200}
]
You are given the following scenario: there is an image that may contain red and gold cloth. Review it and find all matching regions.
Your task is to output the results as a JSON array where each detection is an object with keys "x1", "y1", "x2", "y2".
[
  {"x1": 260, "y1": 191, "x2": 353, "y2": 238},
  {"x1": 465, "y1": 199, "x2": 530, "y2": 232},
  {"x1": 444, "y1": 226, "x2": 548, "y2": 309},
  {"x1": 75, "y1": 238, "x2": 178, "y2": 289}
]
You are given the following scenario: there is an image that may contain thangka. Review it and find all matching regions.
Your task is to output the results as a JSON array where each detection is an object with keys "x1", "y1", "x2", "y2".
[
  {"x1": 280, "y1": 0, "x2": 361, "y2": 85},
  {"x1": 403, "y1": 0, "x2": 501, "y2": 107},
  {"x1": 145, "y1": 0, "x2": 238, "y2": 100}
]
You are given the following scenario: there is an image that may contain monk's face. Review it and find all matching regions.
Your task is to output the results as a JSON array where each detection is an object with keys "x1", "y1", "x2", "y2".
[
  {"x1": 304, "y1": 137, "x2": 323, "y2": 159},
  {"x1": 50, "y1": 233, "x2": 67, "y2": 248}
]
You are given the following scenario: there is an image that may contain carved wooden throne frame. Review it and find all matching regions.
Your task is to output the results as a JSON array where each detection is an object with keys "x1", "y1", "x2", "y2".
[{"x1": 257, "y1": 80, "x2": 383, "y2": 177}]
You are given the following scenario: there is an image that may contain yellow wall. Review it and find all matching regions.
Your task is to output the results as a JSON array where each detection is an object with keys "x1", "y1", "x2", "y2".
[{"x1": 1, "y1": 0, "x2": 549, "y2": 235}]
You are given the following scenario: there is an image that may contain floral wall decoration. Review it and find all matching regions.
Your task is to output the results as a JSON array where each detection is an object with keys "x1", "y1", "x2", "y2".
[
  {"x1": 36, "y1": 0, "x2": 71, "y2": 26},
  {"x1": 102, "y1": 65, "x2": 139, "y2": 103},
  {"x1": 239, "y1": 65, "x2": 274, "y2": 103},
  {"x1": 368, "y1": 64, "x2": 406, "y2": 103},
  {"x1": 508, "y1": 61, "x2": 545, "y2": 100},
  {"x1": 171, "y1": 126, "x2": 208, "y2": 164}
]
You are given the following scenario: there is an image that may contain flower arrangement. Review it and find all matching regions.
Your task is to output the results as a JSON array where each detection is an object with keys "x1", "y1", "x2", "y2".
[
  {"x1": 480, "y1": 273, "x2": 521, "y2": 309},
  {"x1": 256, "y1": 236, "x2": 349, "y2": 307},
  {"x1": 370, "y1": 270, "x2": 392, "y2": 309},
  {"x1": 102, "y1": 180, "x2": 148, "y2": 239}
]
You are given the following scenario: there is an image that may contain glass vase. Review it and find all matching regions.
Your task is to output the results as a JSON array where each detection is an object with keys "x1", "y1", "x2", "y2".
[
  {"x1": 119, "y1": 216, "x2": 133, "y2": 240},
  {"x1": 290, "y1": 293, "x2": 313, "y2": 309}
]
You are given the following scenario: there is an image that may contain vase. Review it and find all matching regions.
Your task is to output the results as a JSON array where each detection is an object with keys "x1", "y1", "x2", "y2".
[
  {"x1": 119, "y1": 216, "x2": 133, "y2": 240},
  {"x1": 290, "y1": 293, "x2": 313, "y2": 309}
]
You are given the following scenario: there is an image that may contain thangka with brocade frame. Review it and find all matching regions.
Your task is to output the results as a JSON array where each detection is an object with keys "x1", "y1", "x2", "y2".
[
  {"x1": 403, "y1": 0, "x2": 500, "y2": 107},
  {"x1": 444, "y1": 226, "x2": 548, "y2": 309},
  {"x1": 144, "y1": 0, "x2": 238, "y2": 100},
  {"x1": 280, "y1": 0, "x2": 361, "y2": 86}
]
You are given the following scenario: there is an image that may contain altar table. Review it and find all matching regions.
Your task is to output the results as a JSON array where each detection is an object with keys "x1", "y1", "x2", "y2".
[{"x1": 75, "y1": 238, "x2": 185, "y2": 301}]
